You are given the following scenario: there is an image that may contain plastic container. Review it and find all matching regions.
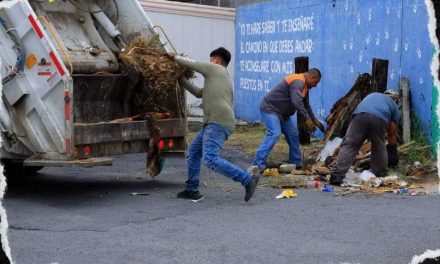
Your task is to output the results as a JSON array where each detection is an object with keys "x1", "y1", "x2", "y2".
[
  {"x1": 317, "y1": 137, "x2": 343, "y2": 162},
  {"x1": 321, "y1": 186, "x2": 334, "y2": 192},
  {"x1": 307, "y1": 180, "x2": 321, "y2": 189},
  {"x1": 279, "y1": 164, "x2": 296, "y2": 173},
  {"x1": 359, "y1": 170, "x2": 375, "y2": 182}
]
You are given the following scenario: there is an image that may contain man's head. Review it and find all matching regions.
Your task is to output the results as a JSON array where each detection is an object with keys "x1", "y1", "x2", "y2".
[
  {"x1": 304, "y1": 68, "x2": 321, "y2": 88},
  {"x1": 384, "y1": 89, "x2": 399, "y2": 104},
  {"x1": 210, "y1": 47, "x2": 231, "y2": 67}
]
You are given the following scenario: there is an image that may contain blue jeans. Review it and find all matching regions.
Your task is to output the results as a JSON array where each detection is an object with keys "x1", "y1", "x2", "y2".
[
  {"x1": 186, "y1": 123, "x2": 252, "y2": 191},
  {"x1": 252, "y1": 111, "x2": 302, "y2": 168}
]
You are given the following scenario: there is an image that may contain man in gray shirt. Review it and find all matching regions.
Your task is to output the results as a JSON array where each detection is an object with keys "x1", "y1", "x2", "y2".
[
  {"x1": 173, "y1": 47, "x2": 260, "y2": 202},
  {"x1": 252, "y1": 69, "x2": 324, "y2": 171},
  {"x1": 330, "y1": 92, "x2": 400, "y2": 185}
]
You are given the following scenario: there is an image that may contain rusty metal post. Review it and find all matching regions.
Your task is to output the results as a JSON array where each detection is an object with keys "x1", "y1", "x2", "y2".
[{"x1": 294, "y1": 56, "x2": 310, "y2": 145}]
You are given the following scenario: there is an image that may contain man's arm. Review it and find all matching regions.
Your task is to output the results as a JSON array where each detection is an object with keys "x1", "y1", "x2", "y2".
[
  {"x1": 290, "y1": 80, "x2": 317, "y2": 132},
  {"x1": 174, "y1": 55, "x2": 215, "y2": 76},
  {"x1": 390, "y1": 101, "x2": 401, "y2": 126},
  {"x1": 289, "y1": 80, "x2": 310, "y2": 119},
  {"x1": 387, "y1": 121, "x2": 399, "y2": 167},
  {"x1": 303, "y1": 97, "x2": 316, "y2": 120},
  {"x1": 388, "y1": 121, "x2": 398, "y2": 145},
  {"x1": 179, "y1": 78, "x2": 203, "y2": 98}
]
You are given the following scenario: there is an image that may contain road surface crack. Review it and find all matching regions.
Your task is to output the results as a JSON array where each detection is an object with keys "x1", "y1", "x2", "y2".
[{"x1": 9, "y1": 225, "x2": 107, "y2": 233}]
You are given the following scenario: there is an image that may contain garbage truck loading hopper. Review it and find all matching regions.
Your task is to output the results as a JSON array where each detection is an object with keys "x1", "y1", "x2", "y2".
[{"x1": 0, "y1": 0, "x2": 186, "y2": 170}]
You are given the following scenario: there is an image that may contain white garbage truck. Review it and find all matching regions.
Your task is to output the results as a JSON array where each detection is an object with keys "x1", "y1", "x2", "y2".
[{"x1": 0, "y1": 0, "x2": 186, "y2": 177}]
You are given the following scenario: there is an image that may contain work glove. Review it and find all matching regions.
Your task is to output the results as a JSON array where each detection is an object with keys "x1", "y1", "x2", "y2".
[
  {"x1": 386, "y1": 144, "x2": 399, "y2": 167},
  {"x1": 313, "y1": 118, "x2": 325, "y2": 133},
  {"x1": 305, "y1": 117, "x2": 317, "y2": 133}
]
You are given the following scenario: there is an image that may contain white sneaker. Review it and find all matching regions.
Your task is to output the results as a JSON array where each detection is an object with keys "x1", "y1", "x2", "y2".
[{"x1": 247, "y1": 165, "x2": 260, "y2": 175}]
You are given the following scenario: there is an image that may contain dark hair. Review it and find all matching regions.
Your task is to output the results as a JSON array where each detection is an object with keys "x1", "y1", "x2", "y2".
[
  {"x1": 210, "y1": 47, "x2": 231, "y2": 66},
  {"x1": 309, "y1": 68, "x2": 321, "y2": 78}
]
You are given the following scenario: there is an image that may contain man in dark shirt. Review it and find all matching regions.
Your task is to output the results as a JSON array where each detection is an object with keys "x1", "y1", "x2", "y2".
[
  {"x1": 330, "y1": 92, "x2": 400, "y2": 185},
  {"x1": 251, "y1": 69, "x2": 324, "y2": 171}
]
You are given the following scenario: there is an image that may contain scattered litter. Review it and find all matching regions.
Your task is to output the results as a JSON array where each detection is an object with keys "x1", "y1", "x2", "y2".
[
  {"x1": 263, "y1": 168, "x2": 280, "y2": 177},
  {"x1": 317, "y1": 137, "x2": 343, "y2": 162},
  {"x1": 359, "y1": 170, "x2": 375, "y2": 182},
  {"x1": 382, "y1": 175, "x2": 407, "y2": 188},
  {"x1": 130, "y1": 192, "x2": 150, "y2": 196},
  {"x1": 382, "y1": 175, "x2": 399, "y2": 185},
  {"x1": 341, "y1": 181, "x2": 362, "y2": 188},
  {"x1": 293, "y1": 170, "x2": 312, "y2": 175},
  {"x1": 367, "y1": 187, "x2": 396, "y2": 194},
  {"x1": 279, "y1": 164, "x2": 296, "y2": 173},
  {"x1": 413, "y1": 161, "x2": 422, "y2": 168},
  {"x1": 394, "y1": 187, "x2": 408, "y2": 194},
  {"x1": 410, "y1": 190, "x2": 430, "y2": 196},
  {"x1": 313, "y1": 166, "x2": 331, "y2": 175},
  {"x1": 321, "y1": 186, "x2": 334, "y2": 192},
  {"x1": 307, "y1": 179, "x2": 321, "y2": 189},
  {"x1": 276, "y1": 189, "x2": 298, "y2": 199},
  {"x1": 270, "y1": 174, "x2": 307, "y2": 189},
  {"x1": 335, "y1": 187, "x2": 361, "y2": 196}
]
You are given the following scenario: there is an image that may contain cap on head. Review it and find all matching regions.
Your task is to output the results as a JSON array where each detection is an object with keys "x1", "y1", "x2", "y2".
[
  {"x1": 384, "y1": 89, "x2": 399, "y2": 103},
  {"x1": 210, "y1": 47, "x2": 231, "y2": 66}
]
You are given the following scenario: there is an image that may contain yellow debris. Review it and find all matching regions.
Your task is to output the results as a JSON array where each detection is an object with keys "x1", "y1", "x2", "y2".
[
  {"x1": 276, "y1": 189, "x2": 298, "y2": 199},
  {"x1": 263, "y1": 168, "x2": 280, "y2": 177}
]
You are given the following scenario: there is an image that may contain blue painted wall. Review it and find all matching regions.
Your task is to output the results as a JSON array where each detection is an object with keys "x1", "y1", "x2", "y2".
[{"x1": 235, "y1": 0, "x2": 433, "y2": 141}]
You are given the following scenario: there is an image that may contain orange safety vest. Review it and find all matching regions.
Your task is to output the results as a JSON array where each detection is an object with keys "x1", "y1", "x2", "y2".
[{"x1": 284, "y1": 73, "x2": 308, "y2": 97}]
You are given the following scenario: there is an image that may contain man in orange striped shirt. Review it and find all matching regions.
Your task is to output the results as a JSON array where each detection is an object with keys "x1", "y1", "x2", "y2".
[{"x1": 252, "y1": 69, "x2": 324, "y2": 171}]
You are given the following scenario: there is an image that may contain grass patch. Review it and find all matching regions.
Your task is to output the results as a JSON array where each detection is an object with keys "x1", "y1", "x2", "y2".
[{"x1": 391, "y1": 113, "x2": 435, "y2": 177}]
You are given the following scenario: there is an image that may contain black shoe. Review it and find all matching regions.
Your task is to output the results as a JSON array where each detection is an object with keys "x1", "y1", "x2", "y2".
[
  {"x1": 244, "y1": 174, "x2": 260, "y2": 202},
  {"x1": 177, "y1": 190, "x2": 204, "y2": 202},
  {"x1": 329, "y1": 175, "x2": 343, "y2": 186}
]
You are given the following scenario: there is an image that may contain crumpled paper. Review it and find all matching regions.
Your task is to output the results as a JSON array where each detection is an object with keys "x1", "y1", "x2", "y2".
[{"x1": 276, "y1": 189, "x2": 298, "y2": 199}]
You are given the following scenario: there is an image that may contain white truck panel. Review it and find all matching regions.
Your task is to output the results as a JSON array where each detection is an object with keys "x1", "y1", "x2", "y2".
[
  {"x1": 0, "y1": 0, "x2": 188, "y2": 169},
  {"x1": 1, "y1": 0, "x2": 71, "y2": 159}
]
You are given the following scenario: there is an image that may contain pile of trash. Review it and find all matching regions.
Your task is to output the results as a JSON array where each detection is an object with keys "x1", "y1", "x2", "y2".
[
  {"x1": 258, "y1": 164, "x2": 332, "y2": 191},
  {"x1": 338, "y1": 171, "x2": 429, "y2": 196},
  {"x1": 120, "y1": 36, "x2": 195, "y2": 91},
  {"x1": 257, "y1": 153, "x2": 431, "y2": 197}
]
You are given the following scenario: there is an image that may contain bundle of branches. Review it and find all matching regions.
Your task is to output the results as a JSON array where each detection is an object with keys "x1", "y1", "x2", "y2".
[
  {"x1": 120, "y1": 36, "x2": 195, "y2": 91},
  {"x1": 323, "y1": 73, "x2": 374, "y2": 142}
]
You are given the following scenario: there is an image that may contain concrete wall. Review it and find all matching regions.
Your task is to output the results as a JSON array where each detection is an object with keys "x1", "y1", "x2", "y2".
[
  {"x1": 235, "y1": 0, "x2": 435, "y2": 142},
  {"x1": 141, "y1": 0, "x2": 235, "y2": 116}
]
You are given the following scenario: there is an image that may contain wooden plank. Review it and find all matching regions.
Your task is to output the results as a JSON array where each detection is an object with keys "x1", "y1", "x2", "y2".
[
  {"x1": 401, "y1": 76, "x2": 411, "y2": 143},
  {"x1": 324, "y1": 73, "x2": 373, "y2": 141},
  {"x1": 24, "y1": 157, "x2": 114, "y2": 167}
]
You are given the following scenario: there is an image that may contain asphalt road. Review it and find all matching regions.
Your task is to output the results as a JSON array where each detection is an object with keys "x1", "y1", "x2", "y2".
[{"x1": 4, "y1": 146, "x2": 440, "y2": 264}]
